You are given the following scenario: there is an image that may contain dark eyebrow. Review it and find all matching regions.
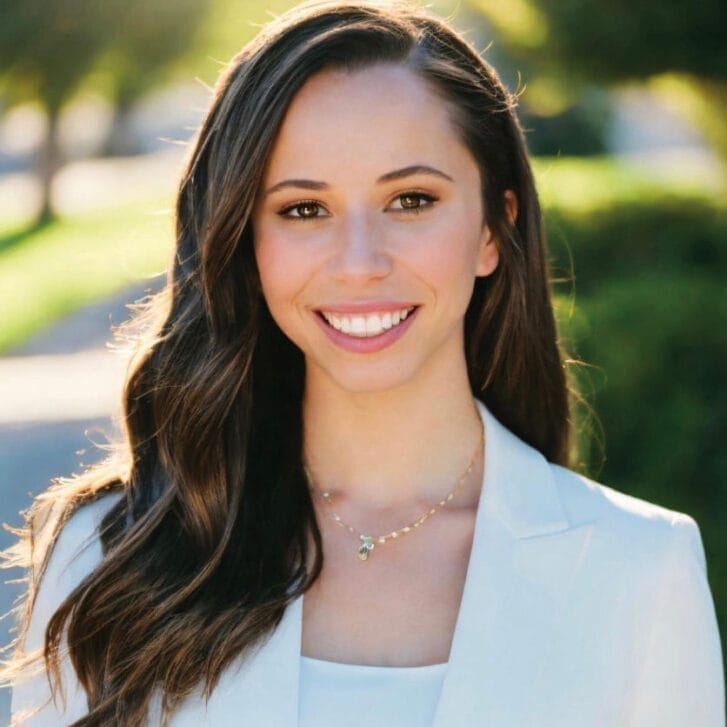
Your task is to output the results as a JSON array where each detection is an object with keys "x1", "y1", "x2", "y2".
[
  {"x1": 263, "y1": 178, "x2": 328, "y2": 197},
  {"x1": 262, "y1": 165, "x2": 454, "y2": 198},
  {"x1": 377, "y1": 165, "x2": 454, "y2": 185}
]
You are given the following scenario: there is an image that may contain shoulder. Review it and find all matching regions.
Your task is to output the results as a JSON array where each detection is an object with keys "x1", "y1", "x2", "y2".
[
  {"x1": 26, "y1": 490, "x2": 125, "y2": 636},
  {"x1": 10, "y1": 492, "x2": 125, "y2": 723},
  {"x1": 477, "y1": 400, "x2": 705, "y2": 568},
  {"x1": 39, "y1": 491, "x2": 125, "y2": 592},
  {"x1": 546, "y1": 467, "x2": 724, "y2": 719},
  {"x1": 548, "y1": 463, "x2": 706, "y2": 574}
]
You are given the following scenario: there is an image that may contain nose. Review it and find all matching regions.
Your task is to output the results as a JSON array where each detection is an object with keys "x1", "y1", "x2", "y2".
[{"x1": 326, "y1": 211, "x2": 392, "y2": 283}]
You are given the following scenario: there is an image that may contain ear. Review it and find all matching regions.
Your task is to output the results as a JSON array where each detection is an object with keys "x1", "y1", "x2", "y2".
[{"x1": 475, "y1": 190, "x2": 518, "y2": 277}]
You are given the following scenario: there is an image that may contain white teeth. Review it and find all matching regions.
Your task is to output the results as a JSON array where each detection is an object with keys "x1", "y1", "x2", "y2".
[
  {"x1": 365, "y1": 314, "x2": 382, "y2": 334},
  {"x1": 320, "y1": 306, "x2": 416, "y2": 338}
]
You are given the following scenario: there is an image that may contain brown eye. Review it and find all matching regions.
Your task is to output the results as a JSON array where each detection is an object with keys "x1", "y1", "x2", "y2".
[
  {"x1": 400, "y1": 194, "x2": 421, "y2": 209},
  {"x1": 296, "y1": 202, "x2": 320, "y2": 217},
  {"x1": 278, "y1": 200, "x2": 325, "y2": 219},
  {"x1": 389, "y1": 192, "x2": 437, "y2": 213}
]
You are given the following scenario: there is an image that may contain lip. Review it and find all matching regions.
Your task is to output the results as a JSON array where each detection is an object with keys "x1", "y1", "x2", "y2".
[
  {"x1": 313, "y1": 305, "x2": 420, "y2": 354},
  {"x1": 315, "y1": 300, "x2": 419, "y2": 315}
]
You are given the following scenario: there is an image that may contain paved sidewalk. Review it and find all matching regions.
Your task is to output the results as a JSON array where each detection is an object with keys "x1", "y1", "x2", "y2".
[
  {"x1": 1, "y1": 280, "x2": 160, "y2": 424},
  {"x1": 0, "y1": 348, "x2": 127, "y2": 424}
]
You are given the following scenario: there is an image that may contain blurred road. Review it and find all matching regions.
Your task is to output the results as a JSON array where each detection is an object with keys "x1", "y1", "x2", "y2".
[{"x1": 0, "y1": 282, "x2": 155, "y2": 723}]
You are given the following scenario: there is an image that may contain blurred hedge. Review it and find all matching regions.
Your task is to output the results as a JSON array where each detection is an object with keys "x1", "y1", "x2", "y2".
[
  {"x1": 546, "y1": 188, "x2": 726, "y2": 660},
  {"x1": 547, "y1": 197, "x2": 726, "y2": 294}
]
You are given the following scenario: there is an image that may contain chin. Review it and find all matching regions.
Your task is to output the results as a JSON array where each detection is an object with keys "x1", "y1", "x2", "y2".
[{"x1": 309, "y1": 358, "x2": 420, "y2": 395}]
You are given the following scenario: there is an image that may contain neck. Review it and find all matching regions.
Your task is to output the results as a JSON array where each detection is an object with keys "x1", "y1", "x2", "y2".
[{"x1": 302, "y1": 356, "x2": 484, "y2": 514}]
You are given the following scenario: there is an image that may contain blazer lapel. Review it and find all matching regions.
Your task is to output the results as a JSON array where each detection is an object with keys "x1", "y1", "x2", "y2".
[{"x1": 432, "y1": 399, "x2": 595, "y2": 725}]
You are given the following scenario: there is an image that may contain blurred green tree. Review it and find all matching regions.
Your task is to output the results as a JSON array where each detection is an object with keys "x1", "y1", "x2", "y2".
[
  {"x1": 0, "y1": 1, "x2": 113, "y2": 223},
  {"x1": 524, "y1": 0, "x2": 725, "y2": 83},
  {"x1": 469, "y1": 0, "x2": 726, "y2": 83},
  {"x1": 0, "y1": 0, "x2": 211, "y2": 224},
  {"x1": 100, "y1": 0, "x2": 211, "y2": 156}
]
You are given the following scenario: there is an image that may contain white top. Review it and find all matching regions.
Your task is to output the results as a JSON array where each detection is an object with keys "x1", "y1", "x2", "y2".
[{"x1": 298, "y1": 655, "x2": 448, "y2": 727}]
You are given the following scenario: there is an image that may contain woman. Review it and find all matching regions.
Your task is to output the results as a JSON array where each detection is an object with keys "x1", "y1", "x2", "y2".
[{"x1": 3, "y1": 1, "x2": 724, "y2": 725}]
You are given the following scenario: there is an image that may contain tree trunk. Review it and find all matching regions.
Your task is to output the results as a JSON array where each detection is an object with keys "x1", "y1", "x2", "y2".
[
  {"x1": 104, "y1": 98, "x2": 141, "y2": 157},
  {"x1": 37, "y1": 106, "x2": 62, "y2": 226}
]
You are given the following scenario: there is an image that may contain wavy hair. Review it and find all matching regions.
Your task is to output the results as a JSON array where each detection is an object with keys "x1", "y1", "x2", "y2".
[{"x1": 1, "y1": 1, "x2": 573, "y2": 723}]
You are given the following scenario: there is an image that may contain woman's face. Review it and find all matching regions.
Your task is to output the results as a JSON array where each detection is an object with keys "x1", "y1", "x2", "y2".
[{"x1": 251, "y1": 63, "x2": 505, "y2": 394}]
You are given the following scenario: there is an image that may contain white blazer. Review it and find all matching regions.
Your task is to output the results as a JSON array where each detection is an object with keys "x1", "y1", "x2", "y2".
[{"x1": 11, "y1": 399, "x2": 725, "y2": 726}]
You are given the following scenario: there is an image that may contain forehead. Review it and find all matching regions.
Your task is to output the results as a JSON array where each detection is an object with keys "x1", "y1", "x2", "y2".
[{"x1": 261, "y1": 63, "x2": 474, "y2": 184}]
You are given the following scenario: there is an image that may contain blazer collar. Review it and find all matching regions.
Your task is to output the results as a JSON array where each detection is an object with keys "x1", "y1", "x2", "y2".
[
  {"x1": 179, "y1": 399, "x2": 593, "y2": 726},
  {"x1": 474, "y1": 398, "x2": 570, "y2": 539}
]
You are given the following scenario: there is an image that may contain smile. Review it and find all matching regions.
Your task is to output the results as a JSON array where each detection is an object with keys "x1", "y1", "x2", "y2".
[
  {"x1": 319, "y1": 306, "x2": 416, "y2": 338},
  {"x1": 313, "y1": 305, "x2": 421, "y2": 354}
]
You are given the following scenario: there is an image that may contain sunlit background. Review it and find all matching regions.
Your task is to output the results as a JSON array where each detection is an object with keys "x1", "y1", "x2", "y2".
[{"x1": 1, "y1": 0, "x2": 725, "y2": 719}]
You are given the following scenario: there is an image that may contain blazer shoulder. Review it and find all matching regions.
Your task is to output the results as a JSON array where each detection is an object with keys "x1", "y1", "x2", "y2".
[
  {"x1": 546, "y1": 467, "x2": 723, "y2": 723},
  {"x1": 31, "y1": 490, "x2": 124, "y2": 609},
  {"x1": 548, "y1": 464, "x2": 704, "y2": 564},
  {"x1": 10, "y1": 492, "x2": 124, "y2": 724}
]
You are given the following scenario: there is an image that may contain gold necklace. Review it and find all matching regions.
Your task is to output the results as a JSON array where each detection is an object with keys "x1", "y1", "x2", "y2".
[{"x1": 303, "y1": 420, "x2": 484, "y2": 561}]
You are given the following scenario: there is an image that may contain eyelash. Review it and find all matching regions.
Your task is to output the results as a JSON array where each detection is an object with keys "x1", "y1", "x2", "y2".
[{"x1": 276, "y1": 191, "x2": 439, "y2": 221}]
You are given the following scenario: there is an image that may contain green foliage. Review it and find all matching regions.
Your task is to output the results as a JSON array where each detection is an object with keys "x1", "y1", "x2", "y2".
[
  {"x1": 0, "y1": 1, "x2": 212, "y2": 112},
  {"x1": 546, "y1": 197, "x2": 727, "y2": 296},
  {"x1": 571, "y1": 275, "x2": 726, "y2": 506},
  {"x1": 0, "y1": 1, "x2": 215, "y2": 220},
  {"x1": 201, "y1": 0, "x2": 296, "y2": 63},
  {"x1": 0, "y1": 1, "x2": 112, "y2": 111},
  {"x1": 527, "y1": 0, "x2": 727, "y2": 84},
  {"x1": 470, "y1": 0, "x2": 727, "y2": 84},
  {"x1": 101, "y1": 0, "x2": 211, "y2": 108},
  {"x1": 468, "y1": 0, "x2": 727, "y2": 161},
  {"x1": 523, "y1": 102, "x2": 611, "y2": 156}
]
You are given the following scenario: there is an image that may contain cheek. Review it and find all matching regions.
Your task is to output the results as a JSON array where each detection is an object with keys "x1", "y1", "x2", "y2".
[
  {"x1": 410, "y1": 217, "x2": 483, "y2": 299},
  {"x1": 254, "y1": 237, "x2": 305, "y2": 345},
  {"x1": 253, "y1": 238, "x2": 278, "y2": 300},
  {"x1": 253, "y1": 232, "x2": 307, "y2": 309}
]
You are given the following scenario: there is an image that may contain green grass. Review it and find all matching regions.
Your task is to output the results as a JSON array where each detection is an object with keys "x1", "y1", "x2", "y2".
[{"x1": 0, "y1": 197, "x2": 174, "y2": 352}]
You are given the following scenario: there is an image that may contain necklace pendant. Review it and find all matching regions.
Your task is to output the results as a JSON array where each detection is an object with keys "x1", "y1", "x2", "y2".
[{"x1": 358, "y1": 534, "x2": 375, "y2": 561}]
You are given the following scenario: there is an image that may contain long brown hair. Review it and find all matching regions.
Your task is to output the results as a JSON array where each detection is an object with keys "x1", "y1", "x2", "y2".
[{"x1": 1, "y1": 1, "x2": 572, "y2": 723}]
